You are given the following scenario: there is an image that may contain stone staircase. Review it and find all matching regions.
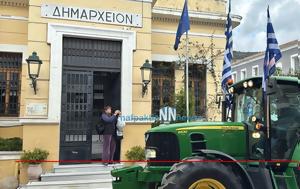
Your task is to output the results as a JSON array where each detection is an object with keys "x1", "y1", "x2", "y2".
[{"x1": 19, "y1": 163, "x2": 123, "y2": 189}]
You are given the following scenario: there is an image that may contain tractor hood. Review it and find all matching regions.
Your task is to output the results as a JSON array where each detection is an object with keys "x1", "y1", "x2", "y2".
[
  {"x1": 149, "y1": 121, "x2": 245, "y2": 133},
  {"x1": 146, "y1": 121, "x2": 247, "y2": 162}
]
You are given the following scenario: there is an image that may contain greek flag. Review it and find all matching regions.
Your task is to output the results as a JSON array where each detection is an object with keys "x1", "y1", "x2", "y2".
[
  {"x1": 222, "y1": 1, "x2": 233, "y2": 107},
  {"x1": 263, "y1": 7, "x2": 282, "y2": 91}
]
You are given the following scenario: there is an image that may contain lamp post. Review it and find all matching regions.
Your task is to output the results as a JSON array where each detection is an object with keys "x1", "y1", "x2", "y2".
[
  {"x1": 26, "y1": 52, "x2": 43, "y2": 95},
  {"x1": 140, "y1": 59, "x2": 153, "y2": 97}
]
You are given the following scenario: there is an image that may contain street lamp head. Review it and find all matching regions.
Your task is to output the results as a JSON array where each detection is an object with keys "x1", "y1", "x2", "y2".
[
  {"x1": 26, "y1": 51, "x2": 43, "y2": 79},
  {"x1": 140, "y1": 59, "x2": 153, "y2": 83},
  {"x1": 26, "y1": 52, "x2": 43, "y2": 94},
  {"x1": 140, "y1": 59, "x2": 153, "y2": 97}
]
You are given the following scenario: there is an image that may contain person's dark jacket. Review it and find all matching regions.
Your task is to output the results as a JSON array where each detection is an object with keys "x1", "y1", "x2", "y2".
[{"x1": 101, "y1": 113, "x2": 117, "y2": 135}]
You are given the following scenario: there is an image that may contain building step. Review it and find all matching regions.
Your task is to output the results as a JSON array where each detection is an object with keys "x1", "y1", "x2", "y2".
[
  {"x1": 53, "y1": 163, "x2": 123, "y2": 173},
  {"x1": 41, "y1": 171, "x2": 112, "y2": 182},
  {"x1": 20, "y1": 179, "x2": 113, "y2": 189}
]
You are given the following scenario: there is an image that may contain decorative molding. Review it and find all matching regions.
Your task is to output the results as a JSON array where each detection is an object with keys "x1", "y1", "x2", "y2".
[
  {"x1": 152, "y1": 29, "x2": 225, "y2": 39},
  {"x1": 240, "y1": 68, "x2": 247, "y2": 80},
  {"x1": 47, "y1": 23, "x2": 136, "y2": 123},
  {"x1": 0, "y1": 44, "x2": 27, "y2": 63},
  {"x1": 0, "y1": 119, "x2": 22, "y2": 127},
  {"x1": 152, "y1": 7, "x2": 242, "y2": 27},
  {"x1": 290, "y1": 53, "x2": 298, "y2": 72},
  {"x1": 152, "y1": 54, "x2": 178, "y2": 62},
  {"x1": 252, "y1": 65, "x2": 259, "y2": 77},
  {"x1": 19, "y1": 118, "x2": 59, "y2": 125},
  {"x1": 0, "y1": 0, "x2": 28, "y2": 7},
  {"x1": 0, "y1": 151, "x2": 22, "y2": 160},
  {"x1": 0, "y1": 15, "x2": 28, "y2": 21}
]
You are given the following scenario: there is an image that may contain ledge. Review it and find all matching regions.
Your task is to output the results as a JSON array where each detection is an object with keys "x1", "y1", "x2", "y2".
[
  {"x1": 0, "y1": 118, "x2": 22, "y2": 127},
  {"x1": 19, "y1": 118, "x2": 59, "y2": 125},
  {"x1": 0, "y1": 151, "x2": 22, "y2": 160},
  {"x1": 152, "y1": 7, "x2": 242, "y2": 27}
]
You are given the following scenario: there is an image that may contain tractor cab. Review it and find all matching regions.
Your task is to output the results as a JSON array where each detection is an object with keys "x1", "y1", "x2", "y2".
[{"x1": 230, "y1": 77, "x2": 300, "y2": 164}]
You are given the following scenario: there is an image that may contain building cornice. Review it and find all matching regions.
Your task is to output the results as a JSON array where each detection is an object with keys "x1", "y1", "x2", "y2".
[
  {"x1": 152, "y1": 7, "x2": 242, "y2": 27},
  {"x1": 0, "y1": 0, "x2": 28, "y2": 7},
  {"x1": 152, "y1": 29, "x2": 225, "y2": 39}
]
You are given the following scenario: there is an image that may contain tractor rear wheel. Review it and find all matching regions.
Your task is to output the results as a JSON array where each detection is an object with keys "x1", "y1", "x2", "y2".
[{"x1": 159, "y1": 157, "x2": 243, "y2": 189}]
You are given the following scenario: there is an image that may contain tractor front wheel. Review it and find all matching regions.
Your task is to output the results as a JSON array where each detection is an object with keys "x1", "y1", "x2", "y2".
[{"x1": 159, "y1": 157, "x2": 243, "y2": 189}]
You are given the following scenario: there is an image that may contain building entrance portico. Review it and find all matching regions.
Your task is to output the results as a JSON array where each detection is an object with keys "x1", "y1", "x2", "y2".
[{"x1": 59, "y1": 37, "x2": 122, "y2": 162}]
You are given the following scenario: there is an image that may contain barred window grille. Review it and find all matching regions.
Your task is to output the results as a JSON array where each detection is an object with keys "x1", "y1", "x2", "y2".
[
  {"x1": 189, "y1": 64, "x2": 207, "y2": 117},
  {"x1": 151, "y1": 62, "x2": 175, "y2": 116},
  {"x1": 0, "y1": 52, "x2": 22, "y2": 116}
]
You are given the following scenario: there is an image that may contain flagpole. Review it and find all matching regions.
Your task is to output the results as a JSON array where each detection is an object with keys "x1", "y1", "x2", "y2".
[{"x1": 186, "y1": 31, "x2": 189, "y2": 122}]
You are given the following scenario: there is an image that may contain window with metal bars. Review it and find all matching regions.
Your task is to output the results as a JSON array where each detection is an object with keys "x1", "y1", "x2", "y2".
[
  {"x1": 189, "y1": 64, "x2": 206, "y2": 117},
  {"x1": 151, "y1": 62, "x2": 175, "y2": 116},
  {"x1": 0, "y1": 52, "x2": 22, "y2": 116}
]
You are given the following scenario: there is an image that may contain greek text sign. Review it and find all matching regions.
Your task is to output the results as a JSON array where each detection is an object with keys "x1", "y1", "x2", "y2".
[
  {"x1": 41, "y1": 4, "x2": 142, "y2": 27},
  {"x1": 26, "y1": 103, "x2": 48, "y2": 116}
]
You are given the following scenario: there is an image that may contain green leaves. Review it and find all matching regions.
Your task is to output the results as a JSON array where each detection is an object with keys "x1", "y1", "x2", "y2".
[
  {"x1": 20, "y1": 148, "x2": 49, "y2": 165},
  {"x1": 175, "y1": 88, "x2": 195, "y2": 119},
  {"x1": 125, "y1": 146, "x2": 145, "y2": 161},
  {"x1": 0, "y1": 137, "x2": 22, "y2": 151}
]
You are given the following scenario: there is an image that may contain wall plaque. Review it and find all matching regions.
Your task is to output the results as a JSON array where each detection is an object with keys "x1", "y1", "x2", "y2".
[
  {"x1": 26, "y1": 103, "x2": 48, "y2": 116},
  {"x1": 41, "y1": 4, "x2": 143, "y2": 27}
]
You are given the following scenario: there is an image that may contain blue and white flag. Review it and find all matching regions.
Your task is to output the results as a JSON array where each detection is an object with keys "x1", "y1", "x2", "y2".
[
  {"x1": 174, "y1": 0, "x2": 190, "y2": 50},
  {"x1": 263, "y1": 7, "x2": 282, "y2": 91},
  {"x1": 222, "y1": 0, "x2": 233, "y2": 107}
]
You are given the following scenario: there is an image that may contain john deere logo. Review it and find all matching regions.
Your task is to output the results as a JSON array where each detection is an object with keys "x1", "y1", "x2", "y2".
[{"x1": 159, "y1": 106, "x2": 176, "y2": 123}]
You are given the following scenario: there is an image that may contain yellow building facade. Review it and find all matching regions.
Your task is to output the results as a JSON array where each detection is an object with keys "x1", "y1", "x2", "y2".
[{"x1": 0, "y1": 0, "x2": 241, "y2": 184}]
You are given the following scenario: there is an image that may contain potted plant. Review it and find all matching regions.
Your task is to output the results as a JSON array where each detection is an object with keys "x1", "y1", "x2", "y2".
[
  {"x1": 20, "y1": 148, "x2": 49, "y2": 181},
  {"x1": 125, "y1": 146, "x2": 146, "y2": 167}
]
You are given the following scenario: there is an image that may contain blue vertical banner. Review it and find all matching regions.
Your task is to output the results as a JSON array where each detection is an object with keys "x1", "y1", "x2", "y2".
[{"x1": 173, "y1": 0, "x2": 190, "y2": 50}]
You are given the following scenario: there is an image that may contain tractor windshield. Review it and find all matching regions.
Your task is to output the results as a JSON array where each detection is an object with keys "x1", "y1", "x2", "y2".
[
  {"x1": 233, "y1": 83, "x2": 264, "y2": 123},
  {"x1": 270, "y1": 81, "x2": 300, "y2": 160},
  {"x1": 232, "y1": 80, "x2": 264, "y2": 159}
]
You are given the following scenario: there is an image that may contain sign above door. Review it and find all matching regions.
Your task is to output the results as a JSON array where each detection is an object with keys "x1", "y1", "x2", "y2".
[{"x1": 41, "y1": 4, "x2": 143, "y2": 28}]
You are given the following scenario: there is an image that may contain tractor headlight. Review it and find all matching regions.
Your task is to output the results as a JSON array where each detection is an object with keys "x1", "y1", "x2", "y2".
[
  {"x1": 145, "y1": 148, "x2": 157, "y2": 159},
  {"x1": 248, "y1": 80, "x2": 254, "y2": 88},
  {"x1": 251, "y1": 116, "x2": 257, "y2": 122},
  {"x1": 252, "y1": 132, "x2": 261, "y2": 139}
]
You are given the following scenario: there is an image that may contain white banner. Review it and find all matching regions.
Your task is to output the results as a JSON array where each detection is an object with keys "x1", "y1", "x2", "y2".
[{"x1": 41, "y1": 4, "x2": 142, "y2": 27}]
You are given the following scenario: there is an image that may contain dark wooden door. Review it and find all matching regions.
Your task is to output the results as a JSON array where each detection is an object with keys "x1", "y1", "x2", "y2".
[{"x1": 60, "y1": 70, "x2": 93, "y2": 163}]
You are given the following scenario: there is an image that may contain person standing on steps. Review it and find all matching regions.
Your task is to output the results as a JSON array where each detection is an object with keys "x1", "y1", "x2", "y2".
[
  {"x1": 114, "y1": 111, "x2": 125, "y2": 162},
  {"x1": 101, "y1": 106, "x2": 119, "y2": 165}
]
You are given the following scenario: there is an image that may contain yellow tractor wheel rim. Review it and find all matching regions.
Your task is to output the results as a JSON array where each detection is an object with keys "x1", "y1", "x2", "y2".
[{"x1": 188, "y1": 178, "x2": 226, "y2": 189}]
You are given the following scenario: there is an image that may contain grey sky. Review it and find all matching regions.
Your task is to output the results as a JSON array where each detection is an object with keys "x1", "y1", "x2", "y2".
[{"x1": 231, "y1": 0, "x2": 300, "y2": 52}]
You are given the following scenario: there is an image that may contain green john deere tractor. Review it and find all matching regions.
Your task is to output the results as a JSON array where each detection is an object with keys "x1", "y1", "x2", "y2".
[{"x1": 111, "y1": 76, "x2": 300, "y2": 189}]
